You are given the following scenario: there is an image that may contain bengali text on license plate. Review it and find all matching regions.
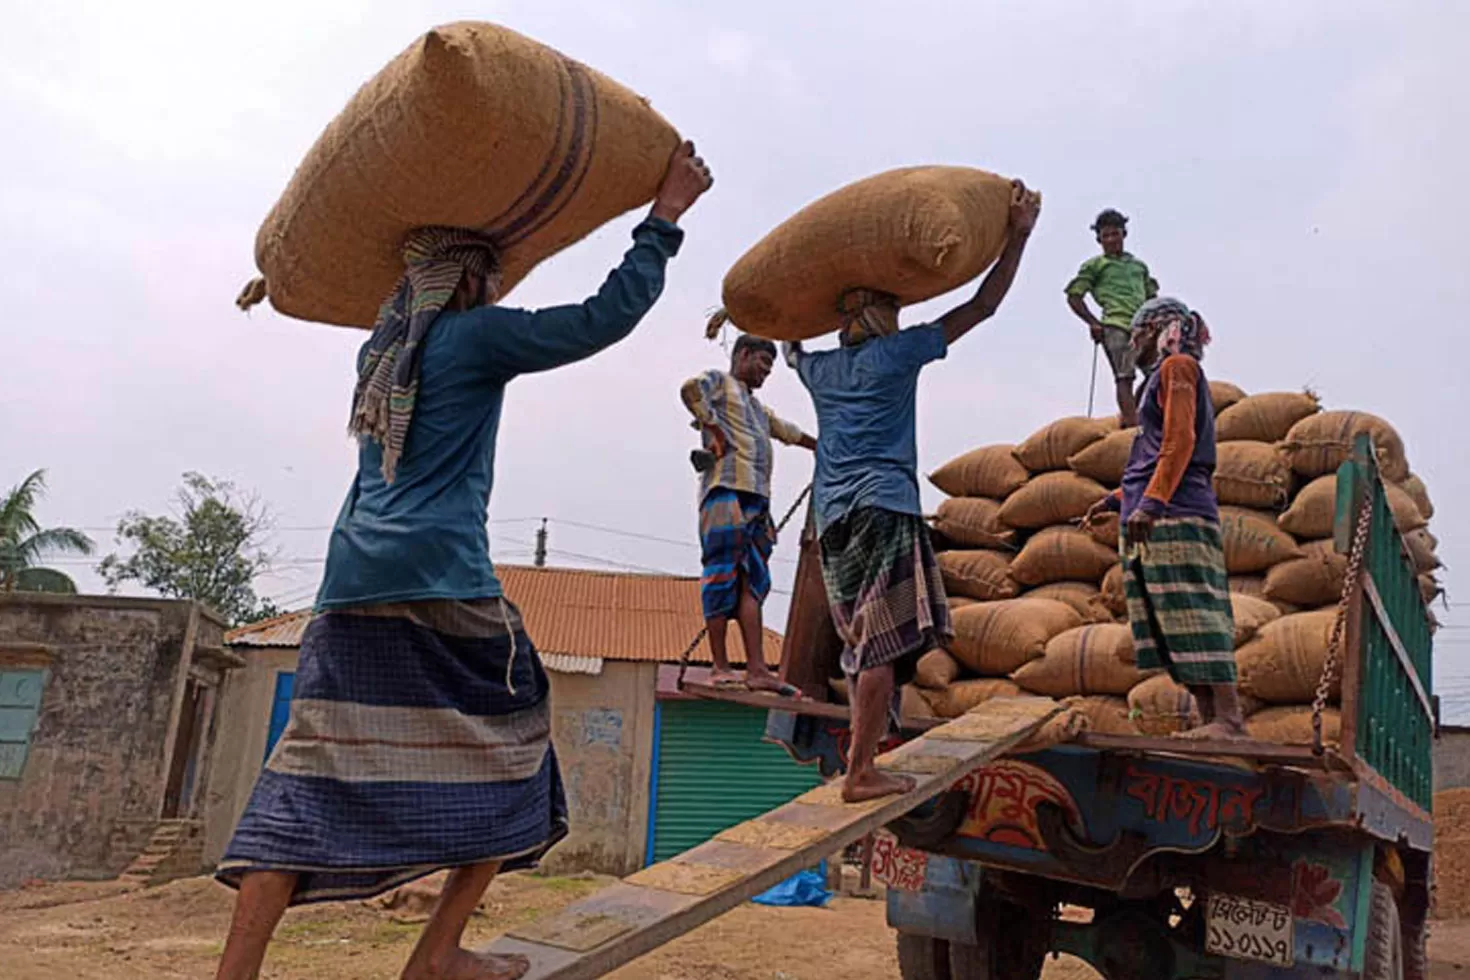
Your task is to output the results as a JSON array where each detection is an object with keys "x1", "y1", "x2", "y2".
[{"x1": 1206, "y1": 893, "x2": 1294, "y2": 967}]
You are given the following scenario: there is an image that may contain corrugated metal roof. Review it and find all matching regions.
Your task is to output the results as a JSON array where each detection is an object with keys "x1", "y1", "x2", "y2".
[
  {"x1": 540, "y1": 653, "x2": 604, "y2": 676},
  {"x1": 226, "y1": 565, "x2": 783, "y2": 666}
]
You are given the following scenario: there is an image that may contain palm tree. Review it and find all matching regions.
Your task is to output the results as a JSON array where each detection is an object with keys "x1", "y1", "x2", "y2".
[{"x1": 0, "y1": 470, "x2": 94, "y2": 594}]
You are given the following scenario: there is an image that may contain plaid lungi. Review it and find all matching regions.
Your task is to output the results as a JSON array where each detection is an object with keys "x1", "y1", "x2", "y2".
[
  {"x1": 818, "y1": 507, "x2": 954, "y2": 687},
  {"x1": 699, "y1": 488, "x2": 774, "y2": 619},
  {"x1": 217, "y1": 598, "x2": 568, "y2": 905},
  {"x1": 1124, "y1": 517, "x2": 1238, "y2": 685}
]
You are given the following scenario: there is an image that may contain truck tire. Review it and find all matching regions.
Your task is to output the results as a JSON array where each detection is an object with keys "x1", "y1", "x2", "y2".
[
  {"x1": 1364, "y1": 881, "x2": 1405, "y2": 980},
  {"x1": 896, "y1": 931, "x2": 953, "y2": 980},
  {"x1": 947, "y1": 902, "x2": 1045, "y2": 980}
]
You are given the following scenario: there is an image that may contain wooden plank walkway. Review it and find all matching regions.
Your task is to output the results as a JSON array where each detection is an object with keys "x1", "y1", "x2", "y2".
[{"x1": 480, "y1": 696, "x2": 1061, "y2": 980}]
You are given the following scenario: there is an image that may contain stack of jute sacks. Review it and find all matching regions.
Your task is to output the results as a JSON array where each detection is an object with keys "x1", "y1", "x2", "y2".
[
  {"x1": 893, "y1": 384, "x2": 1438, "y2": 746},
  {"x1": 238, "y1": 22, "x2": 681, "y2": 326}
]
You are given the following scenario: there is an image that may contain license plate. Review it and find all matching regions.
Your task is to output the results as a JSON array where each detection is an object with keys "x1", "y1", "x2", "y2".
[
  {"x1": 1205, "y1": 893, "x2": 1295, "y2": 967},
  {"x1": 869, "y1": 831, "x2": 927, "y2": 892}
]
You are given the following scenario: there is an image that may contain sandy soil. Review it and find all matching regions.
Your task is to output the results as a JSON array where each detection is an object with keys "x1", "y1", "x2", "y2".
[{"x1": 3, "y1": 873, "x2": 1463, "y2": 979}]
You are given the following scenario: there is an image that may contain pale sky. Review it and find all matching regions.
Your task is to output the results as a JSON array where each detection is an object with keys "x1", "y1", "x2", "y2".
[{"x1": 3, "y1": 2, "x2": 1467, "y2": 710}]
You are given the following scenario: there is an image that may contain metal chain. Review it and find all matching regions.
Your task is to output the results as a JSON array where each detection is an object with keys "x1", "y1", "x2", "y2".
[
  {"x1": 1312, "y1": 491, "x2": 1375, "y2": 756},
  {"x1": 676, "y1": 484, "x2": 814, "y2": 690}
]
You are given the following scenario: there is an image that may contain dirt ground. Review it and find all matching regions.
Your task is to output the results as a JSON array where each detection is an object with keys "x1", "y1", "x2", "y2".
[{"x1": 1, "y1": 873, "x2": 1465, "y2": 979}]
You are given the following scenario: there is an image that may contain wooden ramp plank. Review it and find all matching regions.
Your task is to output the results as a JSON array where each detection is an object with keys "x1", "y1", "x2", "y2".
[
  {"x1": 678, "y1": 680, "x2": 943, "y2": 731},
  {"x1": 484, "y1": 696, "x2": 1060, "y2": 980}
]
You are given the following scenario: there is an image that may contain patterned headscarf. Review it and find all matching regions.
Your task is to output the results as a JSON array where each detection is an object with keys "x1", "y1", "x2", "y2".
[
  {"x1": 349, "y1": 227, "x2": 502, "y2": 483},
  {"x1": 837, "y1": 288, "x2": 900, "y2": 347},
  {"x1": 1129, "y1": 296, "x2": 1210, "y2": 372}
]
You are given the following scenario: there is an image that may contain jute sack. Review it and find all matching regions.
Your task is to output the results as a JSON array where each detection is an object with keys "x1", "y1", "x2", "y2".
[
  {"x1": 1235, "y1": 609, "x2": 1339, "y2": 704},
  {"x1": 1404, "y1": 528, "x2": 1441, "y2": 574},
  {"x1": 938, "y1": 550, "x2": 1020, "y2": 601},
  {"x1": 1027, "y1": 582, "x2": 1110, "y2": 623},
  {"x1": 243, "y1": 22, "x2": 680, "y2": 327},
  {"x1": 934, "y1": 497, "x2": 1015, "y2": 550},
  {"x1": 1282, "y1": 410, "x2": 1410, "y2": 483},
  {"x1": 930, "y1": 445, "x2": 1031, "y2": 499},
  {"x1": 901, "y1": 684, "x2": 939, "y2": 720},
  {"x1": 1229, "y1": 575, "x2": 1266, "y2": 598},
  {"x1": 1015, "y1": 416, "x2": 1116, "y2": 473},
  {"x1": 1011, "y1": 624, "x2": 1153, "y2": 697},
  {"x1": 1231, "y1": 592, "x2": 1282, "y2": 648},
  {"x1": 1421, "y1": 574, "x2": 1443, "y2": 605},
  {"x1": 1246, "y1": 706, "x2": 1340, "y2": 746},
  {"x1": 949, "y1": 596, "x2": 977, "y2": 612},
  {"x1": 1219, "y1": 506, "x2": 1303, "y2": 574},
  {"x1": 1401, "y1": 474, "x2": 1434, "y2": 520},
  {"x1": 1214, "y1": 441, "x2": 1293, "y2": 510},
  {"x1": 1264, "y1": 539, "x2": 1348, "y2": 608},
  {"x1": 1209, "y1": 380, "x2": 1248, "y2": 415},
  {"x1": 1011, "y1": 527, "x2": 1120, "y2": 587},
  {"x1": 929, "y1": 679, "x2": 1023, "y2": 719},
  {"x1": 1215, "y1": 391, "x2": 1321, "y2": 444},
  {"x1": 1278, "y1": 474, "x2": 1426, "y2": 540},
  {"x1": 997, "y1": 471, "x2": 1109, "y2": 530},
  {"x1": 1128, "y1": 674, "x2": 1199, "y2": 735},
  {"x1": 720, "y1": 166, "x2": 1024, "y2": 340},
  {"x1": 914, "y1": 649, "x2": 964, "y2": 690},
  {"x1": 948, "y1": 599, "x2": 1082, "y2": 675},
  {"x1": 1062, "y1": 695, "x2": 1137, "y2": 736},
  {"x1": 1099, "y1": 563, "x2": 1127, "y2": 615},
  {"x1": 1067, "y1": 428, "x2": 1138, "y2": 485},
  {"x1": 1088, "y1": 511, "x2": 1122, "y2": 549}
]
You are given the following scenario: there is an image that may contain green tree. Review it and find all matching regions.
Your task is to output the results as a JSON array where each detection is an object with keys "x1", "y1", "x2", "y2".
[
  {"x1": 0, "y1": 469, "x2": 95, "y2": 594},
  {"x1": 99, "y1": 472, "x2": 283, "y2": 626}
]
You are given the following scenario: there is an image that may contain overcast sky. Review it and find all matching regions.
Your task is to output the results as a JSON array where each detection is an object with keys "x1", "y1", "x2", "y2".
[{"x1": 3, "y1": 1, "x2": 1467, "y2": 707}]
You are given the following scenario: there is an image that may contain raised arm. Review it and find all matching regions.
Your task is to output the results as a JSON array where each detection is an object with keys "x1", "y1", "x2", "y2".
[
  {"x1": 464, "y1": 142, "x2": 712, "y2": 380},
  {"x1": 938, "y1": 182, "x2": 1041, "y2": 346}
]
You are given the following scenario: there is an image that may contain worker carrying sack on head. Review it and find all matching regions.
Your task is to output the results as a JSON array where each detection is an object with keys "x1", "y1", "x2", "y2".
[
  {"x1": 1065, "y1": 209, "x2": 1161, "y2": 427},
  {"x1": 784, "y1": 182, "x2": 1042, "y2": 804},
  {"x1": 215, "y1": 20, "x2": 714, "y2": 976},
  {"x1": 680, "y1": 335, "x2": 815, "y2": 698}
]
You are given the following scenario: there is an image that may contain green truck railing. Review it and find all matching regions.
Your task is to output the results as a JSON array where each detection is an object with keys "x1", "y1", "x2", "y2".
[{"x1": 1333, "y1": 432, "x2": 1435, "y2": 810}]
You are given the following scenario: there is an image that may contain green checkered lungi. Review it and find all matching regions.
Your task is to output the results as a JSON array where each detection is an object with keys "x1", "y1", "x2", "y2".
[{"x1": 1124, "y1": 517, "x2": 1238, "y2": 685}]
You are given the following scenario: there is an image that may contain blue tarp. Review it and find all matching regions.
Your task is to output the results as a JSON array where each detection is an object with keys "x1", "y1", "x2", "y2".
[{"x1": 751, "y1": 862, "x2": 832, "y2": 908}]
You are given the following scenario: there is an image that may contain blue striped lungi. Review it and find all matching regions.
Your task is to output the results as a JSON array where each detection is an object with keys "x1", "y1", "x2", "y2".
[
  {"x1": 699, "y1": 488, "x2": 774, "y2": 620},
  {"x1": 216, "y1": 598, "x2": 568, "y2": 905}
]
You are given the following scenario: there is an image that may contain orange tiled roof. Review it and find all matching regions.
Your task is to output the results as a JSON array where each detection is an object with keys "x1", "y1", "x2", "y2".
[{"x1": 225, "y1": 564, "x2": 783, "y2": 665}]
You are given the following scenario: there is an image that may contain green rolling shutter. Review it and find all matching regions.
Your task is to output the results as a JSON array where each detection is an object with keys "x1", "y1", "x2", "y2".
[{"x1": 649, "y1": 699, "x2": 822, "y2": 864}]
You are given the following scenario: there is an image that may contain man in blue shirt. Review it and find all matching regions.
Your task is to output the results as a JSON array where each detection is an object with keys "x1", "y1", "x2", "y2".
[
  {"x1": 788, "y1": 183, "x2": 1040, "y2": 802},
  {"x1": 214, "y1": 143, "x2": 712, "y2": 980}
]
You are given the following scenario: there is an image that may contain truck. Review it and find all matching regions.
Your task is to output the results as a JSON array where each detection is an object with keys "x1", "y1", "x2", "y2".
[{"x1": 764, "y1": 434, "x2": 1435, "y2": 980}]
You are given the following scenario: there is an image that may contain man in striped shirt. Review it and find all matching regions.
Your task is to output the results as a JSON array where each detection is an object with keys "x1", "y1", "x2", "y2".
[{"x1": 681, "y1": 335, "x2": 815, "y2": 694}]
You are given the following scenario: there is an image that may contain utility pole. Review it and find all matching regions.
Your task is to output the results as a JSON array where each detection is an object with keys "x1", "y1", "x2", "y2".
[{"x1": 534, "y1": 518, "x2": 548, "y2": 567}]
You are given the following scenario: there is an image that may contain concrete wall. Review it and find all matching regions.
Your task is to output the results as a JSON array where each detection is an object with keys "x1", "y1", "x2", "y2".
[
  {"x1": 0, "y1": 595, "x2": 226, "y2": 887},
  {"x1": 1436, "y1": 727, "x2": 1470, "y2": 791},
  {"x1": 207, "y1": 648, "x2": 659, "y2": 877},
  {"x1": 543, "y1": 662, "x2": 659, "y2": 877},
  {"x1": 203, "y1": 647, "x2": 298, "y2": 866}
]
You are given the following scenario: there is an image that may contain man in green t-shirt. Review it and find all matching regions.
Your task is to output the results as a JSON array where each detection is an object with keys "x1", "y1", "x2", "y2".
[{"x1": 1065, "y1": 209, "x2": 1159, "y2": 426}]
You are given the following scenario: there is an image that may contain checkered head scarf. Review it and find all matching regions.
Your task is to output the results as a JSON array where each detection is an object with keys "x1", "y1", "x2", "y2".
[
  {"x1": 349, "y1": 228, "x2": 502, "y2": 483},
  {"x1": 1130, "y1": 296, "x2": 1210, "y2": 374}
]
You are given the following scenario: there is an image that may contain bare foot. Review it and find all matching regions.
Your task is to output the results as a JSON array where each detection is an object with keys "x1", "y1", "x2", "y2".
[
  {"x1": 1172, "y1": 719, "x2": 1248, "y2": 741},
  {"x1": 403, "y1": 948, "x2": 530, "y2": 980},
  {"x1": 842, "y1": 769, "x2": 916, "y2": 803},
  {"x1": 708, "y1": 669, "x2": 743, "y2": 689}
]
